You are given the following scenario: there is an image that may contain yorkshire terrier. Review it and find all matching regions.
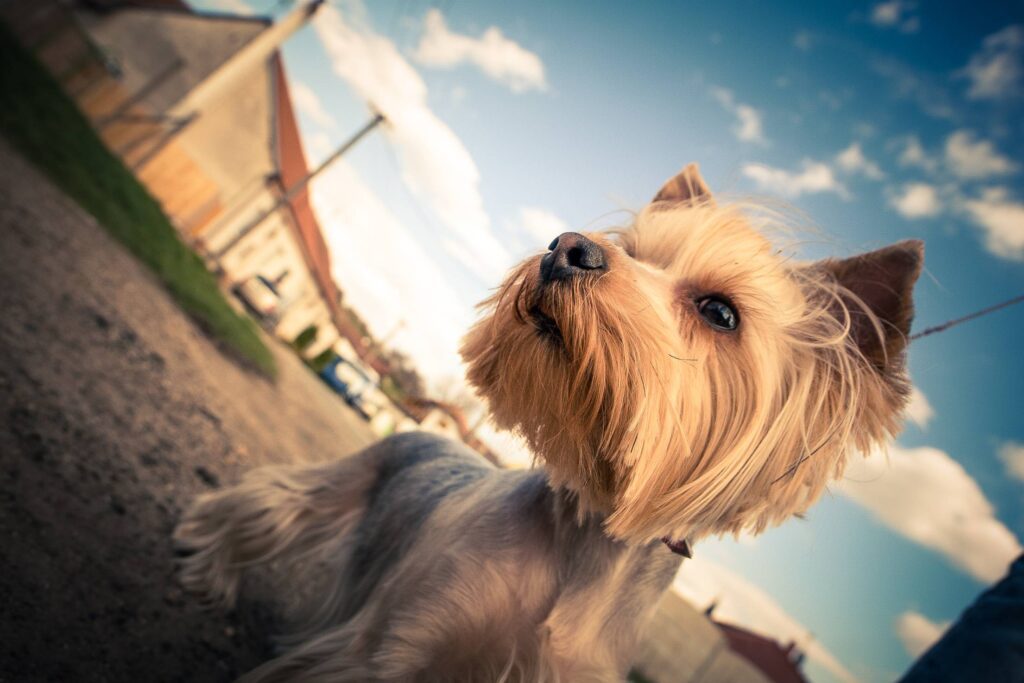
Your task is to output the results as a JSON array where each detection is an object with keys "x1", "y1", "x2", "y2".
[{"x1": 175, "y1": 165, "x2": 923, "y2": 682}]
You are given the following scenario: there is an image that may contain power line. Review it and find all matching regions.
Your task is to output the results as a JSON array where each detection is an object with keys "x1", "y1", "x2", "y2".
[
  {"x1": 910, "y1": 293, "x2": 1024, "y2": 342},
  {"x1": 209, "y1": 111, "x2": 385, "y2": 260}
]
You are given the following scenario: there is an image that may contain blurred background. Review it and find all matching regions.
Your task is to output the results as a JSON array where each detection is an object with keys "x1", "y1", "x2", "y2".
[{"x1": 0, "y1": 1, "x2": 1022, "y2": 682}]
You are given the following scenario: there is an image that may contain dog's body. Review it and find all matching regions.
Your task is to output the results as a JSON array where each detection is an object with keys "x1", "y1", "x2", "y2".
[
  {"x1": 176, "y1": 165, "x2": 923, "y2": 682},
  {"x1": 179, "y1": 433, "x2": 678, "y2": 681}
]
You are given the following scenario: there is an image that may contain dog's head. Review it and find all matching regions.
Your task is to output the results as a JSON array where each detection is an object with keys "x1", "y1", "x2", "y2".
[{"x1": 461, "y1": 165, "x2": 923, "y2": 544}]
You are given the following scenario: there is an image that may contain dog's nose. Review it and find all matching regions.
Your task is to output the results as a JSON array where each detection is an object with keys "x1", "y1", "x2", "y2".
[{"x1": 540, "y1": 232, "x2": 607, "y2": 282}]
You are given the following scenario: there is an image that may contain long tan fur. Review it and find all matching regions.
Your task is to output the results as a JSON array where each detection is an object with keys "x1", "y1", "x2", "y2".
[
  {"x1": 176, "y1": 164, "x2": 922, "y2": 682},
  {"x1": 462, "y1": 196, "x2": 922, "y2": 544},
  {"x1": 174, "y1": 451, "x2": 378, "y2": 608}
]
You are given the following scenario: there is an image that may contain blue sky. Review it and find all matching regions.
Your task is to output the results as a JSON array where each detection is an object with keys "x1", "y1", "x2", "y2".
[{"x1": 192, "y1": 1, "x2": 1024, "y2": 680}]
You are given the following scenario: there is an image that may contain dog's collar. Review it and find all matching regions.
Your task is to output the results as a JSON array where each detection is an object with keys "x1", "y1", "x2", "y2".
[{"x1": 661, "y1": 537, "x2": 693, "y2": 558}]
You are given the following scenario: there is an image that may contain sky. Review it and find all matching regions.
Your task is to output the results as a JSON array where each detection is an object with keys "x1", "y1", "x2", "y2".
[{"x1": 190, "y1": 1, "x2": 1024, "y2": 680}]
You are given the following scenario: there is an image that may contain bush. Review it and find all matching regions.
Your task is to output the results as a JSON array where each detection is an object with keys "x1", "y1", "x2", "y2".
[{"x1": 292, "y1": 324, "x2": 319, "y2": 352}]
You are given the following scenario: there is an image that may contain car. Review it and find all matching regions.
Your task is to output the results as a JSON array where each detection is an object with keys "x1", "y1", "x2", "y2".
[
  {"x1": 319, "y1": 356, "x2": 376, "y2": 417},
  {"x1": 232, "y1": 274, "x2": 281, "y2": 322}
]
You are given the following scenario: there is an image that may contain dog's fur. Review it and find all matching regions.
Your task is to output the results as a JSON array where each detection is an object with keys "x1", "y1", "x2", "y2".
[{"x1": 175, "y1": 165, "x2": 923, "y2": 682}]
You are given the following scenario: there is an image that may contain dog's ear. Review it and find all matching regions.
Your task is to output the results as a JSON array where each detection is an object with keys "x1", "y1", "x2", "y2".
[
  {"x1": 652, "y1": 163, "x2": 714, "y2": 207},
  {"x1": 819, "y1": 240, "x2": 924, "y2": 373}
]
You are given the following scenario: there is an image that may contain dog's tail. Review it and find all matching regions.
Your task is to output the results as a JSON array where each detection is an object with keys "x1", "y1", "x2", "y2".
[{"x1": 173, "y1": 449, "x2": 379, "y2": 608}]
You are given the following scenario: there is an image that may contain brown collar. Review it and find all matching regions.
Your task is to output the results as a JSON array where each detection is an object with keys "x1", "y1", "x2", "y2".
[
  {"x1": 659, "y1": 536, "x2": 692, "y2": 557},
  {"x1": 662, "y1": 537, "x2": 693, "y2": 558}
]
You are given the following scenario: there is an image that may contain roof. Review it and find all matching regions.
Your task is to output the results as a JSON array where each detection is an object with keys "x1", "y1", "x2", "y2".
[
  {"x1": 714, "y1": 621, "x2": 808, "y2": 683},
  {"x1": 81, "y1": 0, "x2": 271, "y2": 23},
  {"x1": 270, "y1": 55, "x2": 350, "y2": 341},
  {"x1": 78, "y1": 1, "x2": 272, "y2": 114},
  {"x1": 79, "y1": 0, "x2": 191, "y2": 10}
]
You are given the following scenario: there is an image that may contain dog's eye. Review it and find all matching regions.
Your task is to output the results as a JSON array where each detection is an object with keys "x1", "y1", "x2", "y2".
[{"x1": 696, "y1": 296, "x2": 739, "y2": 331}]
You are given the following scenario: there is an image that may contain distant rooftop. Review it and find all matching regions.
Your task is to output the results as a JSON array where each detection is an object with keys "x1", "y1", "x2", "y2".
[{"x1": 713, "y1": 619, "x2": 808, "y2": 683}]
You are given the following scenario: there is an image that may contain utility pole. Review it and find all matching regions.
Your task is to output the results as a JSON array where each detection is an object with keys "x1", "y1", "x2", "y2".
[{"x1": 209, "y1": 111, "x2": 386, "y2": 260}]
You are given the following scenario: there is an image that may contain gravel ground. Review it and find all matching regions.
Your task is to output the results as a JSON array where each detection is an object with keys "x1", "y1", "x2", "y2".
[{"x1": 0, "y1": 139, "x2": 376, "y2": 682}]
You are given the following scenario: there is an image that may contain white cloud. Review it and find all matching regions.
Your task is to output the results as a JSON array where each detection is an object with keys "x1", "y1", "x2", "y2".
[
  {"x1": 895, "y1": 611, "x2": 950, "y2": 658},
  {"x1": 414, "y1": 9, "x2": 547, "y2": 93},
  {"x1": 312, "y1": 4, "x2": 513, "y2": 282},
  {"x1": 291, "y1": 81, "x2": 336, "y2": 130},
  {"x1": 998, "y1": 442, "x2": 1024, "y2": 482},
  {"x1": 890, "y1": 182, "x2": 942, "y2": 219},
  {"x1": 711, "y1": 87, "x2": 767, "y2": 144},
  {"x1": 961, "y1": 187, "x2": 1024, "y2": 261},
  {"x1": 959, "y1": 25, "x2": 1024, "y2": 100},
  {"x1": 836, "y1": 142, "x2": 885, "y2": 180},
  {"x1": 906, "y1": 385, "x2": 935, "y2": 429},
  {"x1": 517, "y1": 207, "x2": 569, "y2": 247},
  {"x1": 896, "y1": 135, "x2": 938, "y2": 173},
  {"x1": 741, "y1": 160, "x2": 848, "y2": 199},
  {"x1": 870, "y1": 1, "x2": 921, "y2": 33},
  {"x1": 310, "y1": 159, "x2": 473, "y2": 386},
  {"x1": 300, "y1": 129, "x2": 332, "y2": 165},
  {"x1": 675, "y1": 559, "x2": 858, "y2": 683},
  {"x1": 944, "y1": 130, "x2": 1018, "y2": 180},
  {"x1": 838, "y1": 444, "x2": 1022, "y2": 583}
]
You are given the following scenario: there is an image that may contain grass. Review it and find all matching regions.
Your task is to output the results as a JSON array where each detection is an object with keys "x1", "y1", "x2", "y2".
[{"x1": 0, "y1": 23, "x2": 275, "y2": 377}]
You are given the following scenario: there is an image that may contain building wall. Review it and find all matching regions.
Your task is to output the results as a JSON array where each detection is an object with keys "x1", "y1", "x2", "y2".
[
  {"x1": 210, "y1": 188, "x2": 328, "y2": 343},
  {"x1": 6, "y1": 0, "x2": 345, "y2": 362},
  {"x1": 634, "y1": 591, "x2": 772, "y2": 683},
  {"x1": 81, "y1": 9, "x2": 275, "y2": 200}
]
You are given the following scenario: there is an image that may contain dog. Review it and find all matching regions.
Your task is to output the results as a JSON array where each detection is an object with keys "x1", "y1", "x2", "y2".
[{"x1": 174, "y1": 164, "x2": 923, "y2": 682}]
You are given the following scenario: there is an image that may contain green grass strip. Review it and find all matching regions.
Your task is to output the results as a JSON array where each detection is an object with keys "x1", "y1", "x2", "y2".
[{"x1": 0, "y1": 22, "x2": 275, "y2": 377}]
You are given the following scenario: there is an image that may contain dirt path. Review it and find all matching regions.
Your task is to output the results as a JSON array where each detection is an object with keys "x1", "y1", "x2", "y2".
[{"x1": 0, "y1": 139, "x2": 376, "y2": 682}]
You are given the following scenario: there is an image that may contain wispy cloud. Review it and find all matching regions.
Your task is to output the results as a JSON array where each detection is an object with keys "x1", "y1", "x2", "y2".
[
  {"x1": 300, "y1": 129, "x2": 333, "y2": 165},
  {"x1": 885, "y1": 132, "x2": 1022, "y2": 259},
  {"x1": 958, "y1": 25, "x2": 1024, "y2": 100},
  {"x1": 675, "y1": 559, "x2": 858, "y2": 683},
  {"x1": 516, "y1": 207, "x2": 569, "y2": 248},
  {"x1": 839, "y1": 444, "x2": 1022, "y2": 583},
  {"x1": 414, "y1": 9, "x2": 547, "y2": 93},
  {"x1": 711, "y1": 87, "x2": 767, "y2": 145},
  {"x1": 889, "y1": 182, "x2": 942, "y2": 219},
  {"x1": 870, "y1": 57, "x2": 956, "y2": 120},
  {"x1": 895, "y1": 611, "x2": 949, "y2": 658},
  {"x1": 741, "y1": 159, "x2": 848, "y2": 199},
  {"x1": 945, "y1": 130, "x2": 1018, "y2": 180},
  {"x1": 961, "y1": 187, "x2": 1024, "y2": 261},
  {"x1": 895, "y1": 135, "x2": 938, "y2": 173},
  {"x1": 312, "y1": 3, "x2": 513, "y2": 282},
  {"x1": 291, "y1": 81, "x2": 337, "y2": 130},
  {"x1": 998, "y1": 442, "x2": 1024, "y2": 482},
  {"x1": 869, "y1": 1, "x2": 920, "y2": 34},
  {"x1": 906, "y1": 385, "x2": 935, "y2": 429},
  {"x1": 310, "y1": 160, "x2": 473, "y2": 388},
  {"x1": 836, "y1": 142, "x2": 885, "y2": 180}
]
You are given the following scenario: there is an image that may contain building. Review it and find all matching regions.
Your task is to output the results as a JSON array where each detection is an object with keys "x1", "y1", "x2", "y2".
[
  {"x1": 714, "y1": 621, "x2": 808, "y2": 683},
  {"x1": 3, "y1": 0, "x2": 347, "y2": 358},
  {"x1": 634, "y1": 590, "x2": 775, "y2": 683}
]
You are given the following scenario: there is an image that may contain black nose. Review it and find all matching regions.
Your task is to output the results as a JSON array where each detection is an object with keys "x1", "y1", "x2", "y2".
[{"x1": 540, "y1": 232, "x2": 607, "y2": 283}]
